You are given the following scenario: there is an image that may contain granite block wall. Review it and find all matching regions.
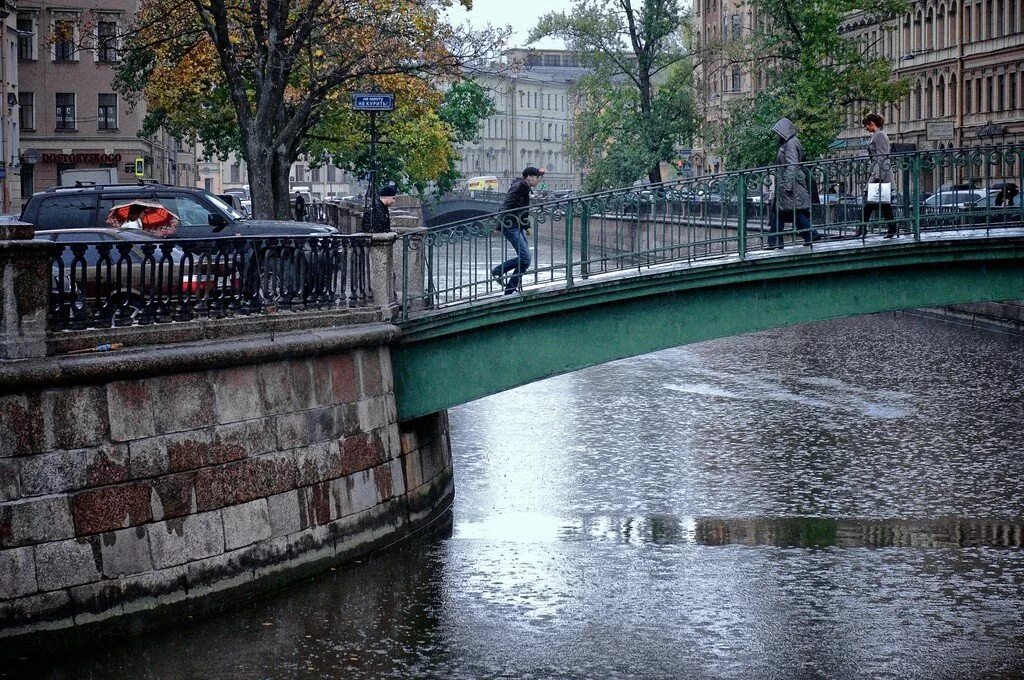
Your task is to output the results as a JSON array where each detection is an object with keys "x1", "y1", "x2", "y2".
[{"x1": 0, "y1": 345, "x2": 454, "y2": 649}]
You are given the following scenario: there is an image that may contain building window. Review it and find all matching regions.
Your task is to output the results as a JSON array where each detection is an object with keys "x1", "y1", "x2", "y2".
[
  {"x1": 17, "y1": 14, "x2": 35, "y2": 60},
  {"x1": 544, "y1": 54, "x2": 560, "y2": 66},
  {"x1": 53, "y1": 19, "x2": 76, "y2": 62},
  {"x1": 229, "y1": 163, "x2": 240, "y2": 183},
  {"x1": 986, "y1": 76, "x2": 994, "y2": 110},
  {"x1": 97, "y1": 21, "x2": 118, "y2": 63},
  {"x1": 55, "y1": 93, "x2": 75, "y2": 130},
  {"x1": 311, "y1": 166, "x2": 321, "y2": 183},
  {"x1": 997, "y1": 74, "x2": 1005, "y2": 110},
  {"x1": 327, "y1": 166, "x2": 337, "y2": 183},
  {"x1": 97, "y1": 93, "x2": 117, "y2": 129},
  {"x1": 731, "y1": 14, "x2": 741, "y2": 40},
  {"x1": 731, "y1": 66, "x2": 741, "y2": 91},
  {"x1": 18, "y1": 92, "x2": 34, "y2": 130},
  {"x1": 1011, "y1": 73, "x2": 1018, "y2": 111}
]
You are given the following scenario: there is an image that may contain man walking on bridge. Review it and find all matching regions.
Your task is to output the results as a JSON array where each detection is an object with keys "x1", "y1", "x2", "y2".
[{"x1": 492, "y1": 166, "x2": 543, "y2": 295}]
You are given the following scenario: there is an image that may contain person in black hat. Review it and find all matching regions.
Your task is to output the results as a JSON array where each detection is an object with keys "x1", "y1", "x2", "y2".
[
  {"x1": 362, "y1": 185, "x2": 397, "y2": 233},
  {"x1": 492, "y1": 166, "x2": 544, "y2": 294}
]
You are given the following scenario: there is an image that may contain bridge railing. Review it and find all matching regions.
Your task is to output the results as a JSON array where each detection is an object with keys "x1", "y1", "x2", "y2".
[{"x1": 398, "y1": 145, "x2": 1023, "y2": 319}]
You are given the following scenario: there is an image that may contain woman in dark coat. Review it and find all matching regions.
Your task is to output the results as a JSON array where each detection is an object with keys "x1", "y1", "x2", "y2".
[{"x1": 860, "y1": 113, "x2": 896, "y2": 238}]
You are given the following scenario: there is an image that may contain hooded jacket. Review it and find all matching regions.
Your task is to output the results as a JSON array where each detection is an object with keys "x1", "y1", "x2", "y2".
[
  {"x1": 498, "y1": 177, "x2": 532, "y2": 229},
  {"x1": 772, "y1": 117, "x2": 811, "y2": 211}
]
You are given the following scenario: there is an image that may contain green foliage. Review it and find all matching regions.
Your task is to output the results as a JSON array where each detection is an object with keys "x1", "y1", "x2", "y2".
[
  {"x1": 440, "y1": 81, "x2": 497, "y2": 144},
  {"x1": 709, "y1": 0, "x2": 911, "y2": 168},
  {"x1": 570, "y1": 60, "x2": 697, "y2": 191},
  {"x1": 531, "y1": 0, "x2": 697, "y2": 188},
  {"x1": 306, "y1": 79, "x2": 496, "y2": 198}
]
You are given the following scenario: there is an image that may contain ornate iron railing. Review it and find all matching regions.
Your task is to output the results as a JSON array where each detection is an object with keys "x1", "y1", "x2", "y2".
[
  {"x1": 399, "y1": 145, "x2": 1024, "y2": 320},
  {"x1": 47, "y1": 235, "x2": 373, "y2": 331}
]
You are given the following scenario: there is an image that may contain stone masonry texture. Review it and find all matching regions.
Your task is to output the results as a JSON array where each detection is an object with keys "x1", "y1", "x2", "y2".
[{"x1": 0, "y1": 337, "x2": 455, "y2": 648}]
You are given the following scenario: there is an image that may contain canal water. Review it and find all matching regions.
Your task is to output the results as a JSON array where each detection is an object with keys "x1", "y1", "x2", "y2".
[{"x1": 16, "y1": 313, "x2": 1024, "y2": 679}]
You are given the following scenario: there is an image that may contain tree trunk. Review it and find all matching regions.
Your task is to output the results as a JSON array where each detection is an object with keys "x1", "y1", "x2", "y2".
[
  {"x1": 639, "y1": 74, "x2": 663, "y2": 185},
  {"x1": 246, "y1": 134, "x2": 276, "y2": 220},
  {"x1": 272, "y1": 152, "x2": 293, "y2": 219}
]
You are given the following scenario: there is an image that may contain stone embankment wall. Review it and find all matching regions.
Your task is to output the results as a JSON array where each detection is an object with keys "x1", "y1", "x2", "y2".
[
  {"x1": 0, "y1": 326, "x2": 453, "y2": 651},
  {"x1": 911, "y1": 300, "x2": 1024, "y2": 335}
]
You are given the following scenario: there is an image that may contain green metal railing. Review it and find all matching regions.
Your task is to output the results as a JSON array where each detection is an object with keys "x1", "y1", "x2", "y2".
[{"x1": 399, "y1": 145, "x2": 1024, "y2": 320}]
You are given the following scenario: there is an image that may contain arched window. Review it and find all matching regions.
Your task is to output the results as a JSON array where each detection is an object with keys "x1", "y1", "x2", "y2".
[
  {"x1": 914, "y1": 9, "x2": 923, "y2": 51},
  {"x1": 949, "y1": 75, "x2": 958, "y2": 115},
  {"x1": 937, "y1": 75, "x2": 946, "y2": 116},
  {"x1": 731, "y1": 14, "x2": 741, "y2": 40},
  {"x1": 937, "y1": 4, "x2": 946, "y2": 48},
  {"x1": 926, "y1": 7, "x2": 934, "y2": 49},
  {"x1": 926, "y1": 78, "x2": 934, "y2": 117},
  {"x1": 731, "y1": 66, "x2": 741, "y2": 91}
]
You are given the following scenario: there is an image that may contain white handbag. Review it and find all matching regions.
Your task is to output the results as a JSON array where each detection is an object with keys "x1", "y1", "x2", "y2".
[{"x1": 866, "y1": 182, "x2": 892, "y2": 203}]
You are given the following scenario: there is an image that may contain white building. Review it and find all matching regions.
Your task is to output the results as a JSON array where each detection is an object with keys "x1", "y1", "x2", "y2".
[{"x1": 457, "y1": 49, "x2": 589, "y2": 192}]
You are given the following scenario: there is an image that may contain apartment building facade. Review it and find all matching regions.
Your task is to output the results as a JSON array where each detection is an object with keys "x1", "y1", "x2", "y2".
[
  {"x1": 456, "y1": 49, "x2": 587, "y2": 192},
  {"x1": 15, "y1": 0, "x2": 193, "y2": 208},
  {"x1": 694, "y1": 0, "x2": 1024, "y2": 174}
]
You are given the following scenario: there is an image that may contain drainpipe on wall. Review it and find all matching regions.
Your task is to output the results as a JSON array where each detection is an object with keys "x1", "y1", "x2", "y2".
[{"x1": 0, "y1": 6, "x2": 10, "y2": 214}]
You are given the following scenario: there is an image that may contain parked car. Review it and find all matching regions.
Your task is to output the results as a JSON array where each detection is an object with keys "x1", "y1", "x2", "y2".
[
  {"x1": 21, "y1": 183, "x2": 335, "y2": 238},
  {"x1": 922, "y1": 189, "x2": 992, "y2": 212},
  {"x1": 967, "y1": 184, "x2": 1022, "y2": 227}
]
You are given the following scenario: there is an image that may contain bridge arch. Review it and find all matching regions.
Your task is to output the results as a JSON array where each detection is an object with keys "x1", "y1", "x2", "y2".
[{"x1": 392, "y1": 237, "x2": 1024, "y2": 419}]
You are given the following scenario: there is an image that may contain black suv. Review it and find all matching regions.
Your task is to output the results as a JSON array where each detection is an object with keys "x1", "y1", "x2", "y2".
[{"x1": 21, "y1": 183, "x2": 336, "y2": 237}]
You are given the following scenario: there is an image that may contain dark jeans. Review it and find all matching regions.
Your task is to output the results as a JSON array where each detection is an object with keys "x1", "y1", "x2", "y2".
[
  {"x1": 493, "y1": 228, "x2": 531, "y2": 293},
  {"x1": 862, "y1": 202, "x2": 896, "y2": 236},
  {"x1": 769, "y1": 206, "x2": 814, "y2": 245}
]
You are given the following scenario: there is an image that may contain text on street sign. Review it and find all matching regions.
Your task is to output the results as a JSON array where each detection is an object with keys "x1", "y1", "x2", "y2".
[{"x1": 352, "y1": 93, "x2": 396, "y2": 111}]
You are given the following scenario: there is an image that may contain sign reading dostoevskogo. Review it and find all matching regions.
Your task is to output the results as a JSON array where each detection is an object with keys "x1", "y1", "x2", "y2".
[
  {"x1": 38, "y1": 152, "x2": 123, "y2": 165},
  {"x1": 351, "y1": 93, "x2": 395, "y2": 111},
  {"x1": 926, "y1": 121, "x2": 955, "y2": 140}
]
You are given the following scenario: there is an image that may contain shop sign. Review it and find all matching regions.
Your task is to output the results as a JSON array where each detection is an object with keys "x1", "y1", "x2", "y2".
[{"x1": 40, "y1": 152, "x2": 123, "y2": 165}]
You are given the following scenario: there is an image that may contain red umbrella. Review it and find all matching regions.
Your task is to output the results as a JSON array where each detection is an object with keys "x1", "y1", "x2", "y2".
[{"x1": 105, "y1": 200, "x2": 180, "y2": 237}]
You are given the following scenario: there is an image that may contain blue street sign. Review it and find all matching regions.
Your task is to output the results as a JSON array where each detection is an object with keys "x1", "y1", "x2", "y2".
[{"x1": 352, "y1": 93, "x2": 395, "y2": 111}]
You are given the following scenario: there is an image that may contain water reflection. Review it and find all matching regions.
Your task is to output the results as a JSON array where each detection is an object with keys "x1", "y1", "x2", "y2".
[
  {"x1": 457, "y1": 513, "x2": 1024, "y2": 549},
  {"x1": 11, "y1": 313, "x2": 1024, "y2": 679}
]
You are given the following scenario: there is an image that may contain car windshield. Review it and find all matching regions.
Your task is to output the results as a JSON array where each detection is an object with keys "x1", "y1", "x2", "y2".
[{"x1": 204, "y1": 192, "x2": 246, "y2": 220}]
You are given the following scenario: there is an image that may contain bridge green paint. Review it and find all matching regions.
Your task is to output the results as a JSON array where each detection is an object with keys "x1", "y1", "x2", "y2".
[{"x1": 391, "y1": 237, "x2": 1024, "y2": 420}]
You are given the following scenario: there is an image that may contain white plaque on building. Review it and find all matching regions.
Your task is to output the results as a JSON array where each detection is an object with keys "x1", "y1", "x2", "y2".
[{"x1": 926, "y1": 121, "x2": 955, "y2": 140}]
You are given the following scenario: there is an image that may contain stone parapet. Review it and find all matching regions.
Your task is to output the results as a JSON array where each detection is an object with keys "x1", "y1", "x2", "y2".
[
  {"x1": 0, "y1": 331, "x2": 454, "y2": 652},
  {"x1": 0, "y1": 223, "x2": 59, "y2": 360}
]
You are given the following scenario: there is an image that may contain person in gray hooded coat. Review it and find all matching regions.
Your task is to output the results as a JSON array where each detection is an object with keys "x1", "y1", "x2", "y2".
[{"x1": 771, "y1": 117, "x2": 815, "y2": 246}]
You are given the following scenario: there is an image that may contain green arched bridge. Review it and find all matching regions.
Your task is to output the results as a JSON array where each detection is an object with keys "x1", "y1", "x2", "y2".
[{"x1": 392, "y1": 146, "x2": 1024, "y2": 419}]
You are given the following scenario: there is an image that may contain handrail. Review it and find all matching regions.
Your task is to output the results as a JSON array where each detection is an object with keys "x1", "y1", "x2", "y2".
[
  {"x1": 46, "y1": 234, "x2": 373, "y2": 331},
  {"x1": 398, "y1": 145, "x2": 1024, "y2": 320}
]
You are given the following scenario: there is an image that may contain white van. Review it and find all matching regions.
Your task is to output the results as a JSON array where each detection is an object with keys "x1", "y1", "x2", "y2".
[{"x1": 466, "y1": 176, "x2": 500, "y2": 191}]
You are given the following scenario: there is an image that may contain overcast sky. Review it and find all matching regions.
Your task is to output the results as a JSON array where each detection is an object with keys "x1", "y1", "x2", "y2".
[{"x1": 441, "y1": 0, "x2": 575, "y2": 49}]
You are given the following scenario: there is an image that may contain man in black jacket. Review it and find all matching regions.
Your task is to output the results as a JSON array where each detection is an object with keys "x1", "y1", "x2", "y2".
[
  {"x1": 491, "y1": 166, "x2": 543, "y2": 294},
  {"x1": 362, "y1": 185, "x2": 397, "y2": 233}
]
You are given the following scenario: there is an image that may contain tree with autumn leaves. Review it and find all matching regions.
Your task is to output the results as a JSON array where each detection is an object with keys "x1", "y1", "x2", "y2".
[{"x1": 114, "y1": 0, "x2": 503, "y2": 218}]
